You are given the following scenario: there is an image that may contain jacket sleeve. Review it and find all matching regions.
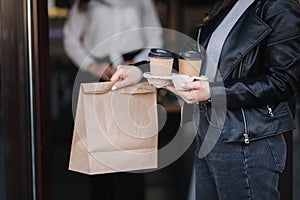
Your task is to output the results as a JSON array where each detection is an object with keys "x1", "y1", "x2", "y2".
[
  {"x1": 63, "y1": 1, "x2": 95, "y2": 70},
  {"x1": 210, "y1": 0, "x2": 300, "y2": 109}
]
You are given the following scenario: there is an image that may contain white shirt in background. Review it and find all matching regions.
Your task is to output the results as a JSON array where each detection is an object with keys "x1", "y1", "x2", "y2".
[{"x1": 63, "y1": 0, "x2": 163, "y2": 70}]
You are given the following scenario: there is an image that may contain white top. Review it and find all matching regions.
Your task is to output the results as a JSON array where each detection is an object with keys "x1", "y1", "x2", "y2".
[
  {"x1": 63, "y1": 0, "x2": 163, "y2": 70},
  {"x1": 204, "y1": 0, "x2": 255, "y2": 82}
]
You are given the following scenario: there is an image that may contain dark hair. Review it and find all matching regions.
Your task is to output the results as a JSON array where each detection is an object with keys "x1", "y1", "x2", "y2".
[
  {"x1": 78, "y1": 0, "x2": 110, "y2": 12},
  {"x1": 200, "y1": 0, "x2": 233, "y2": 26}
]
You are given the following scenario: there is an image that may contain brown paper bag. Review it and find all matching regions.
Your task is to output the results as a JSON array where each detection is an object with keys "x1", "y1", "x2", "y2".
[{"x1": 69, "y1": 82, "x2": 158, "y2": 175}]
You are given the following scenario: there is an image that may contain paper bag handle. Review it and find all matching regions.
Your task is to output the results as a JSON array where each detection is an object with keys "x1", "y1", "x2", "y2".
[{"x1": 82, "y1": 82, "x2": 156, "y2": 94}]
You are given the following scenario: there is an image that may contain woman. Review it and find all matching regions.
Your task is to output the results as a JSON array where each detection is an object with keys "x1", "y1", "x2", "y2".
[
  {"x1": 63, "y1": 0, "x2": 162, "y2": 80},
  {"x1": 111, "y1": 0, "x2": 300, "y2": 199},
  {"x1": 64, "y1": 1, "x2": 162, "y2": 199}
]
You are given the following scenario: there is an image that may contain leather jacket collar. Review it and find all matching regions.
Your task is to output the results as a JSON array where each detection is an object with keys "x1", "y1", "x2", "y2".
[{"x1": 200, "y1": 0, "x2": 272, "y2": 81}]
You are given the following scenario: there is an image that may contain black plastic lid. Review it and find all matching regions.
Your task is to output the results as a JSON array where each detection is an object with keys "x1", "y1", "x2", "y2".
[
  {"x1": 148, "y1": 48, "x2": 175, "y2": 58},
  {"x1": 179, "y1": 51, "x2": 202, "y2": 60}
]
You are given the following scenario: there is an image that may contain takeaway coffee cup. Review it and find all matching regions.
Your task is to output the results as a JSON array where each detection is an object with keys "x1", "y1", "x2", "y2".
[
  {"x1": 148, "y1": 48, "x2": 174, "y2": 76},
  {"x1": 179, "y1": 51, "x2": 202, "y2": 77}
]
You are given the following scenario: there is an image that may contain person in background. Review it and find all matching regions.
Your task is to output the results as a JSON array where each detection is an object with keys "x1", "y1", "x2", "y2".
[
  {"x1": 63, "y1": 0, "x2": 162, "y2": 80},
  {"x1": 63, "y1": 0, "x2": 162, "y2": 200},
  {"x1": 110, "y1": 0, "x2": 300, "y2": 199}
]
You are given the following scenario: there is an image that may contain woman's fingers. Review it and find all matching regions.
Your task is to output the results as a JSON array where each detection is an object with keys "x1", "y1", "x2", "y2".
[
  {"x1": 112, "y1": 79, "x2": 130, "y2": 91},
  {"x1": 111, "y1": 65, "x2": 143, "y2": 90},
  {"x1": 165, "y1": 80, "x2": 211, "y2": 104},
  {"x1": 181, "y1": 81, "x2": 201, "y2": 90},
  {"x1": 110, "y1": 65, "x2": 126, "y2": 82}
]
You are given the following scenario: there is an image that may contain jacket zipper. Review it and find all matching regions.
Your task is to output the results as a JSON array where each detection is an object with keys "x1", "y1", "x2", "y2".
[
  {"x1": 260, "y1": 0, "x2": 274, "y2": 119},
  {"x1": 241, "y1": 108, "x2": 250, "y2": 144},
  {"x1": 238, "y1": 61, "x2": 250, "y2": 144},
  {"x1": 266, "y1": 105, "x2": 274, "y2": 117},
  {"x1": 237, "y1": 1, "x2": 270, "y2": 144}
]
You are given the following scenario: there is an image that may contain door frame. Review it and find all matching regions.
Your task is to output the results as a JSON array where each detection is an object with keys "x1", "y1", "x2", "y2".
[{"x1": 0, "y1": 0, "x2": 51, "y2": 199}]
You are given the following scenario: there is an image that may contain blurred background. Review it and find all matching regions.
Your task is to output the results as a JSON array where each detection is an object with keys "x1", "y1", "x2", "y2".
[
  {"x1": 0, "y1": 0, "x2": 299, "y2": 199},
  {"x1": 47, "y1": 0, "x2": 300, "y2": 199}
]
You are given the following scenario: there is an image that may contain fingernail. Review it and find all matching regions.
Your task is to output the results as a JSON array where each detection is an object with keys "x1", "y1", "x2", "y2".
[
  {"x1": 180, "y1": 83, "x2": 185, "y2": 87},
  {"x1": 112, "y1": 86, "x2": 117, "y2": 91}
]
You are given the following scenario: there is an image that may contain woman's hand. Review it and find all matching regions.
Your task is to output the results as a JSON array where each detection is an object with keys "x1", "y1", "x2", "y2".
[
  {"x1": 110, "y1": 65, "x2": 143, "y2": 90},
  {"x1": 88, "y1": 62, "x2": 115, "y2": 81},
  {"x1": 165, "y1": 80, "x2": 211, "y2": 104}
]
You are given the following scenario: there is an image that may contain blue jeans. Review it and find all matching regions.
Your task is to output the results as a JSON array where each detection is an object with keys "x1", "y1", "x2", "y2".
[{"x1": 195, "y1": 132, "x2": 287, "y2": 200}]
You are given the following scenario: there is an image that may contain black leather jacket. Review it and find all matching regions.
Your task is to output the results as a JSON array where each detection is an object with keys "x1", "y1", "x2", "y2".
[{"x1": 199, "y1": 0, "x2": 300, "y2": 143}]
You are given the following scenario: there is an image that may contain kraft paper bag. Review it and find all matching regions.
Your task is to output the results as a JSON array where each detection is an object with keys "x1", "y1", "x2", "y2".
[{"x1": 69, "y1": 82, "x2": 158, "y2": 175}]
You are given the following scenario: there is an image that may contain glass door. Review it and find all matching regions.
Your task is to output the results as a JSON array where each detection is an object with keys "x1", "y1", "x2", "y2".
[
  {"x1": 0, "y1": 6, "x2": 5, "y2": 197},
  {"x1": 0, "y1": 0, "x2": 51, "y2": 199},
  {"x1": 0, "y1": 0, "x2": 34, "y2": 198}
]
